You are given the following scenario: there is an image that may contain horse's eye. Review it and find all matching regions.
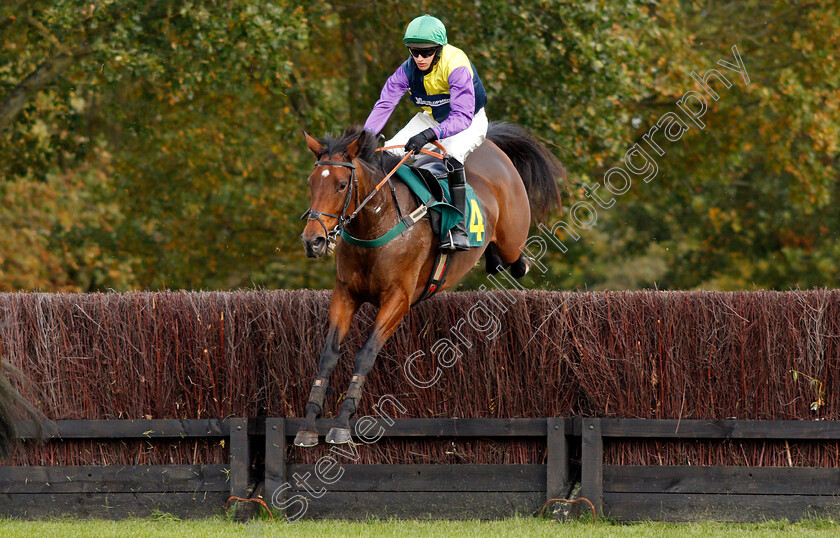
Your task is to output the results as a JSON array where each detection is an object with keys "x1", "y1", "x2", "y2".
[{"x1": 337, "y1": 181, "x2": 348, "y2": 191}]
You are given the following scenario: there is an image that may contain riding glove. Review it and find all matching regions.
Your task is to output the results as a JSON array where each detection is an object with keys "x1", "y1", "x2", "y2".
[{"x1": 404, "y1": 128, "x2": 438, "y2": 155}]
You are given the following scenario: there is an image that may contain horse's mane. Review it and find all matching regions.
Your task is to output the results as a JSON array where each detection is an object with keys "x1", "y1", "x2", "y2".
[{"x1": 317, "y1": 126, "x2": 402, "y2": 178}]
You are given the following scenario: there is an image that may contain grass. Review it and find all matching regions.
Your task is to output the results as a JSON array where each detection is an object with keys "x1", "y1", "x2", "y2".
[{"x1": 1, "y1": 516, "x2": 840, "y2": 537}]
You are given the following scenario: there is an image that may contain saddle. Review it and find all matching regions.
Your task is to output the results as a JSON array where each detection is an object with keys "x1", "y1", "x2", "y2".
[
  {"x1": 396, "y1": 164, "x2": 485, "y2": 249},
  {"x1": 407, "y1": 157, "x2": 446, "y2": 201},
  {"x1": 406, "y1": 162, "x2": 445, "y2": 236}
]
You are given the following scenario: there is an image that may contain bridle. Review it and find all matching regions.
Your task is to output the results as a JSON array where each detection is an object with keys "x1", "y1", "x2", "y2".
[
  {"x1": 300, "y1": 142, "x2": 447, "y2": 247},
  {"x1": 299, "y1": 160, "x2": 359, "y2": 245}
]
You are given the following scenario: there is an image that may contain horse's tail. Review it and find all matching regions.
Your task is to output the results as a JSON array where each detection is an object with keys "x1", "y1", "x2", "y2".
[
  {"x1": 0, "y1": 361, "x2": 48, "y2": 458},
  {"x1": 0, "y1": 363, "x2": 21, "y2": 458},
  {"x1": 486, "y1": 121, "x2": 566, "y2": 223}
]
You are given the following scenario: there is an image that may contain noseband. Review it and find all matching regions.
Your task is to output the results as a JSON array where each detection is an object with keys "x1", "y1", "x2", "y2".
[{"x1": 300, "y1": 160, "x2": 360, "y2": 244}]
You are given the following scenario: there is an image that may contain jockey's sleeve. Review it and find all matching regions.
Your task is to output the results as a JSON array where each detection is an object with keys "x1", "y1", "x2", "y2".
[
  {"x1": 435, "y1": 65, "x2": 476, "y2": 140},
  {"x1": 364, "y1": 67, "x2": 409, "y2": 136}
]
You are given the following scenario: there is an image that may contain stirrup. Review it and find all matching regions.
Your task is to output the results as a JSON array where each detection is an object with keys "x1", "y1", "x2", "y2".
[{"x1": 440, "y1": 229, "x2": 470, "y2": 251}]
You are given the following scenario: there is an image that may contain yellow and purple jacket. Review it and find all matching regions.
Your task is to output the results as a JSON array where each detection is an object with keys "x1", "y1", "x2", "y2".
[{"x1": 364, "y1": 44, "x2": 487, "y2": 140}]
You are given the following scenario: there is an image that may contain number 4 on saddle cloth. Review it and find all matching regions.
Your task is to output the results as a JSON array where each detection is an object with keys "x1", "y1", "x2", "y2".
[
  {"x1": 342, "y1": 165, "x2": 485, "y2": 247},
  {"x1": 398, "y1": 164, "x2": 485, "y2": 248}
]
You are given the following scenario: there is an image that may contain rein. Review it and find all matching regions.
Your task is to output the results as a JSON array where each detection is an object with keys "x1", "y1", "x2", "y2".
[{"x1": 302, "y1": 142, "x2": 446, "y2": 247}]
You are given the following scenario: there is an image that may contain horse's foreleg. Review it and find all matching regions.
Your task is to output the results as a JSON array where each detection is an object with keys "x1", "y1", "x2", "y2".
[
  {"x1": 294, "y1": 287, "x2": 358, "y2": 448},
  {"x1": 326, "y1": 290, "x2": 410, "y2": 445}
]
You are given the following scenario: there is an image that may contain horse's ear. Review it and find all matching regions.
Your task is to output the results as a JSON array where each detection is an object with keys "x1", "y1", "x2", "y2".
[
  {"x1": 303, "y1": 131, "x2": 324, "y2": 158},
  {"x1": 345, "y1": 132, "x2": 365, "y2": 160}
]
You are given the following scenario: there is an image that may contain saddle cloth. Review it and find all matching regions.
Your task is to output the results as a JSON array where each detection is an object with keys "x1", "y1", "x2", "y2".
[{"x1": 394, "y1": 165, "x2": 486, "y2": 248}]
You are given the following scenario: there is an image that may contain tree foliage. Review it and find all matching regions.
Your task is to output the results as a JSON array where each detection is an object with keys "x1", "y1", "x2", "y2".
[{"x1": 0, "y1": 0, "x2": 837, "y2": 291}]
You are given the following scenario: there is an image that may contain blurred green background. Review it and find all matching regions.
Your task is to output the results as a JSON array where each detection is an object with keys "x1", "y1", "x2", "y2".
[{"x1": 1, "y1": 0, "x2": 837, "y2": 292}]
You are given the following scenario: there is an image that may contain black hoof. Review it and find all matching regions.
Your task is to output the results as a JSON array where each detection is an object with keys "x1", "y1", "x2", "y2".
[
  {"x1": 294, "y1": 430, "x2": 319, "y2": 447},
  {"x1": 325, "y1": 427, "x2": 352, "y2": 445},
  {"x1": 511, "y1": 255, "x2": 532, "y2": 279}
]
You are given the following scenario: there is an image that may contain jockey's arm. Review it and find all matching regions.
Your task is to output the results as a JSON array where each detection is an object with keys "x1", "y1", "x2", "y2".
[
  {"x1": 364, "y1": 67, "x2": 409, "y2": 136},
  {"x1": 434, "y1": 66, "x2": 476, "y2": 140}
]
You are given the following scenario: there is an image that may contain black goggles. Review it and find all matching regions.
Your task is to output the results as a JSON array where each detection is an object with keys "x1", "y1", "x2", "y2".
[{"x1": 408, "y1": 46, "x2": 440, "y2": 59}]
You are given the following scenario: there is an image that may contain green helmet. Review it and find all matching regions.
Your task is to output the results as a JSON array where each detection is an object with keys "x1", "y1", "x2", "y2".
[{"x1": 403, "y1": 15, "x2": 448, "y2": 46}]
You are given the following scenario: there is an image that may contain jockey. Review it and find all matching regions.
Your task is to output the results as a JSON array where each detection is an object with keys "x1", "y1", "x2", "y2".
[{"x1": 364, "y1": 14, "x2": 488, "y2": 251}]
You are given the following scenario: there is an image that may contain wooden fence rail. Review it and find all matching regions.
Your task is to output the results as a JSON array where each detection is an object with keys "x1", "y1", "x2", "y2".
[
  {"x1": 3, "y1": 418, "x2": 840, "y2": 521},
  {"x1": 581, "y1": 418, "x2": 840, "y2": 522},
  {"x1": 1, "y1": 418, "x2": 250, "y2": 518},
  {"x1": 265, "y1": 417, "x2": 574, "y2": 520}
]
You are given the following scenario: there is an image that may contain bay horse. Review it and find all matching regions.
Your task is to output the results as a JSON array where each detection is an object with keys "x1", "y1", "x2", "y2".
[
  {"x1": 296, "y1": 122, "x2": 564, "y2": 446},
  {"x1": 0, "y1": 361, "x2": 49, "y2": 458}
]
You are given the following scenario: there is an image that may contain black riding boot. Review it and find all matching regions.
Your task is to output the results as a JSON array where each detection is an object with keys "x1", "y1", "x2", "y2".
[{"x1": 440, "y1": 156, "x2": 471, "y2": 251}]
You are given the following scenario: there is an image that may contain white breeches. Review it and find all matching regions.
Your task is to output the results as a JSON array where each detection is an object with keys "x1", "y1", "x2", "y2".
[{"x1": 384, "y1": 108, "x2": 488, "y2": 163}]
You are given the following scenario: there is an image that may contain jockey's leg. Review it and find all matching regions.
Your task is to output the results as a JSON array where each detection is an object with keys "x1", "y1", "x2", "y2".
[
  {"x1": 437, "y1": 109, "x2": 489, "y2": 251},
  {"x1": 440, "y1": 155, "x2": 470, "y2": 251},
  {"x1": 436, "y1": 108, "x2": 489, "y2": 163},
  {"x1": 384, "y1": 112, "x2": 439, "y2": 157}
]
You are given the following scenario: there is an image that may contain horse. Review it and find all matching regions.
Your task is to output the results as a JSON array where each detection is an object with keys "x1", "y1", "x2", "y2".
[
  {"x1": 296, "y1": 121, "x2": 564, "y2": 446},
  {"x1": 0, "y1": 361, "x2": 49, "y2": 459}
]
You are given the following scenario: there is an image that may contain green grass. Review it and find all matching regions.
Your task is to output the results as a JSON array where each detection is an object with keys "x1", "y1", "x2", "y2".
[{"x1": 1, "y1": 517, "x2": 840, "y2": 538}]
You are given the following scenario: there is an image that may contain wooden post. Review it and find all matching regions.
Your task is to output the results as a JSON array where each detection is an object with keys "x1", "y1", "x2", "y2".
[
  {"x1": 264, "y1": 418, "x2": 287, "y2": 516},
  {"x1": 546, "y1": 417, "x2": 569, "y2": 506},
  {"x1": 229, "y1": 417, "x2": 250, "y2": 499},
  {"x1": 580, "y1": 418, "x2": 603, "y2": 517}
]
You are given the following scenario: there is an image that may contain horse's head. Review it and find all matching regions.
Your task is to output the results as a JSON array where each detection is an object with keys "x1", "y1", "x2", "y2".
[{"x1": 300, "y1": 130, "x2": 364, "y2": 258}]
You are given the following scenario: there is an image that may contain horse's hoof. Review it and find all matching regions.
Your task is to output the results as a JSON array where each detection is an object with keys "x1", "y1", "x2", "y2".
[
  {"x1": 511, "y1": 255, "x2": 532, "y2": 279},
  {"x1": 325, "y1": 427, "x2": 352, "y2": 445},
  {"x1": 522, "y1": 256, "x2": 533, "y2": 276},
  {"x1": 294, "y1": 430, "x2": 319, "y2": 447}
]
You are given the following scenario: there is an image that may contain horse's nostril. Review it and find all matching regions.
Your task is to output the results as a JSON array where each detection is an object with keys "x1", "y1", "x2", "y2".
[{"x1": 302, "y1": 235, "x2": 327, "y2": 258}]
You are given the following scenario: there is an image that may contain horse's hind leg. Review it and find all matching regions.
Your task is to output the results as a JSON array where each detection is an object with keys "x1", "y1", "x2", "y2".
[
  {"x1": 484, "y1": 243, "x2": 509, "y2": 275},
  {"x1": 294, "y1": 287, "x2": 359, "y2": 448},
  {"x1": 326, "y1": 290, "x2": 410, "y2": 445},
  {"x1": 487, "y1": 180, "x2": 534, "y2": 279},
  {"x1": 489, "y1": 237, "x2": 532, "y2": 280}
]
